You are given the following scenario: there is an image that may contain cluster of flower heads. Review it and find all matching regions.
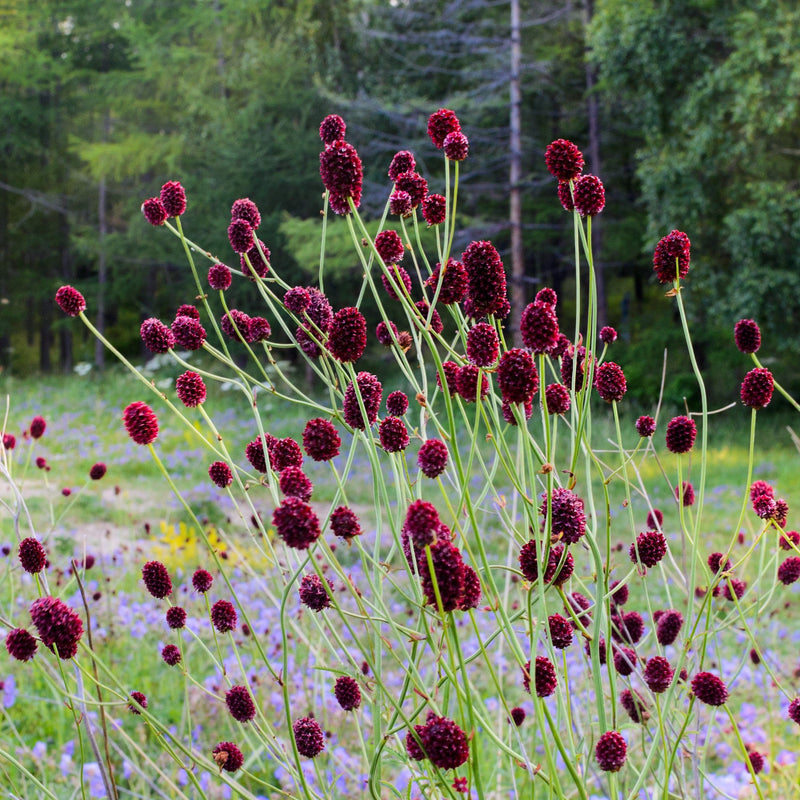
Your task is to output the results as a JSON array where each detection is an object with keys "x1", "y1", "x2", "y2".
[
  {"x1": 405, "y1": 711, "x2": 469, "y2": 770},
  {"x1": 401, "y1": 500, "x2": 481, "y2": 613},
  {"x1": 544, "y1": 139, "x2": 605, "y2": 217}
]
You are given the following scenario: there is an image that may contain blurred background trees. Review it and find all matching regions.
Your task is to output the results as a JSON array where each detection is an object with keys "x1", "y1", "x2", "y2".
[{"x1": 1, "y1": 0, "x2": 797, "y2": 405}]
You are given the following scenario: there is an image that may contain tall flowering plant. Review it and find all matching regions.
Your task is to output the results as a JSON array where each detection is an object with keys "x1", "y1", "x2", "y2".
[{"x1": 4, "y1": 108, "x2": 800, "y2": 800}]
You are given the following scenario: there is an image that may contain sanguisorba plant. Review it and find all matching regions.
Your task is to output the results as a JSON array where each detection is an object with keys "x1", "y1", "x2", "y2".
[{"x1": 5, "y1": 107, "x2": 800, "y2": 800}]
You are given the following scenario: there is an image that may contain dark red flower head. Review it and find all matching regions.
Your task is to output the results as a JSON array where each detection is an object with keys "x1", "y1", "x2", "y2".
[
  {"x1": 302, "y1": 418, "x2": 341, "y2": 461},
  {"x1": 462, "y1": 240, "x2": 507, "y2": 318},
  {"x1": 636, "y1": 415, "x2": 656, "y2": 437},
  {"x1": 175, "y1": 371, "x2": 206, "y2": 408},
  {"x1": 208, "y1": 263, "x2": 232, "y2": 291},
  {"x1": 388, "y1": 150, "x2": 416, "y2": 182},
  {"x1": 231, "y1": 197, "x2": 261, "y2": 229},
  {"x1": 29, "y1": 596, "x2": 84, "y2": 659},
  {"x1": 381, "y1": 264, "x2": 412, "y2": 301},
  {"x1": 387, "y1": 390, "x2": 408, "y2": 416},
  {"x1": 455, "y1": 364, "x2": 490, "y2": 403},
  {"x1": 128, "y1": 691, "x2": 148, "y2": 714},
  {"x1": 740, "y1": 367, "x2": 773, "y2": 409},
  {"x1": 3, "y1": 433, "x2": 15, "y2": 450},
  {"x1": 422, "y1": 193, "x2": 447, "y2": 225},
  {"x1": 375, "y1": 230, "x2": 404, "y2": 265},
  {"x1": 228, "y1": 218, "x2": 254, "y2": 254},
  {"x1": 221, "y1": 309, "x2": 251, "y2": 343},
  {"x1": 192, "y1": 568, "x2": 213, "y2": 593},
  {"x1": 665, "y1": 415, "x2": 696, "y2": 454},
  {"x1": 328, "y1": 307, "x2": 367, "y2": 363},
  {"x1": 573, "y1": 174, "x2": 605, "y2": 217},
  {"x1": 210, "y1": 599, "x2": 237, "y2": 633},
  {"x1": 653, "y1": 230, "x2": 691, "y2": 284},
  {"x1": 240, "y1": 239, "x2": 270, "y2": 281},
  {"x1": 89, "y1": 462, "x2": 107, "y2": 480},
  {"x1": 548, "y1": 613, "x2": 574, "y2": 649},
  {"x1": 443, "y1": 131, "x2": 469, "y2": 161},
  {"x1": 560, "y1": 345, "x2": 589, "y2": 391},
  {"x1": 654, "y1": 612, "x2": 682, "y2": 646},
  {"x1": 510, "y1": 707, "x2": 526, "y2": 726},
  {"x1": 467, "y1": 322, "x2": 499, "y2": 367},
  {"x1": 545, "y1": 383, "x2": 570, "y2": 415},
  {"x1": 748, "y1": 751, "x2": 765, "y2": 775},
  {"x1": 299, "y1": 573, "x2": 333, "y2": 612},
  {"x1": 176, "y1": 303, "x2": 201, "y2": 321},
  {"x1": 595, "y1": 731, "x2": 626, "y2": 772},
  {"x1": 209, "y1": 460, "x2": 233, "y2": 488},
  {"x1": 142, "y1": 197, "x2": 168, "y2": 226},
  {"x1": 279, "y1": 466, "x2": 313, "y2": 502},
  {"x1": 19, "y1": 537, "x2": 46, "y2": 573},
  {"x1": 644, "y1": 656, "x2": 674, "y2": 693},
  {"x1": 544, "y1": 139, "x2": 584, "y2": 181},
  {"x1": 330, "y1": 505, "x2": 362, "y2": 539},
  {"x1": 225, "y1": 685, "x2": 256, "y2": 723},
  {"x1": 646, "y1": 508, "x2": 663, "y2": 530},
  {"x1": 691, "y1": 671, "x2": 729, "y2": 706},
  {"x1": 171, "y1": 315, "x2": 206, "y2": 350},
  {"x1": 160, "y1": 181, "x2": 186, "y2": 217},
  {"x1": 334, "y1": 676, "x2": 361, "y2": 711},
  {"x1": 389, "y1": 190, "x2": 412, "y2": 216},
  {"x1": 518, "y1": 540, "x2": 571, "y2": 585},
  {"x1": 599, "y1": 326, "x2": 617, "y2": 344},
  {"x1": 788, "y1": 698, "x2": 800, "y2": 726},
  {"x1": 427, "y1": 108, "x2": 461, "y2": 149},
  {"x1": 620, "y1": 689, "x2": 649, "y2": 724},
  {"x1": 557, "y1": 181, "x2": 574, "y2": 211},
  {"x1": 520, "y1": 300, "x2": 561, "y2": 355},
  {"x1": 532, "y1": 656, "x2": 558, "y2": 697},
  {"x1": 320, "y1": 140, "x2": 363, "y2": 214},
  {"x1": 629, "y1": 530, "x2": 667, "y2": 568},
  {"x1": 319, "y1": 114, "x2": 346, "y2": 145},
  {"x1": 734, "y1": 319, "x2": 761, "y2": 354},
  {"x1": 459, "y1": 564, "x2": 482, "y2": 609},
  {"x1": 497, "y1": 348, "x2": 538, "y2": 405},
  {"x1": 162, "y1": 644, "x2": 181, "y2": 666},
  {"x1": 140, "y1": 318, "x2": 174, "y2": 354},
  {"x1": 437, "y1": 360, "x2": 459, "y2": 397},
  {"x1": 244, "y1": 436, "x2": 271, "y2": 473},
  {"x1": 166, "y1": 606, "x2": 187, "y2": 630},
  {"x1": 375, "y1": 320, "x2": 399, "y2": 346},
  {"x1": 123, "y1": 402, "x2": 158, "y2": 446},
  {"x1": 284, "y1": 286, "x2": 310, "y2": 313},
  {"x1": 676, "y1": 480, "x2": 695, "y2": 507},
  {"x1": 778, "y1": 556, "x2": 800, "y2": 585},
  {"x1": 403, "y1": 499, "x2": 441, "y2": 550},
  {"x1": 212, "y1": 741, "x2": 243, "y2": 772},
  {"x1": 414, "y1": 299, "x2": 443, "y2": 334},
  {"x1": 418, "y1": 713, "x2": 469, "y2": 769},
  {"x1": 142, "y1": 560, "x2": 172, "y2": 599},
  {"x1": 394, "y1": 171, "x2": 428, "y2": 208},
  {"x1": 293, "y1": 716, "x2": 326, "y2": 758},
  {"x1": 541, "y1": 488, "x2": 587, "y2": 545},
  {"x1": 5, "y1": 628, "x2": 38, "y2": 661},
  {"x1": 379, "y1": 416, "x2": 409, "y2": 453},
  {"x1": 418, "y1": 439, "x2": 448, "y2": 478},
  {"x1": 594, "y1": 361, "x2": 627, "y2": 402},
  {"x1": 343, "y1": 372, "x2": 382, "y2": 430},
  {"x1": 56, "y1": 285, "x2": 86, "y2": 317},
  {"x1": 426, "y1": 259, "x2": 467, "y2": 305},
  {"x1": 272, "y1": 497, "x2": 322, "y2": 550}
]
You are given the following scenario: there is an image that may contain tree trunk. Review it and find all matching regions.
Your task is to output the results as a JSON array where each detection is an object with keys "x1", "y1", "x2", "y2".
[{"x1": 509, "y1": 0, "x2": 524, "y2": 345}]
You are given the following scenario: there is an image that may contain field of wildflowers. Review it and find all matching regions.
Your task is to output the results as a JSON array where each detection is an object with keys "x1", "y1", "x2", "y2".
[{"x1": 3, "y1": 109, "x2": 800, "y2": 800}]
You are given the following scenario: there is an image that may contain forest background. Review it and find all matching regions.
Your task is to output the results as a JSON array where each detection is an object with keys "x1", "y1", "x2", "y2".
[{"x1": 1, "y1": 0, "x2": 798, "y2": 409}]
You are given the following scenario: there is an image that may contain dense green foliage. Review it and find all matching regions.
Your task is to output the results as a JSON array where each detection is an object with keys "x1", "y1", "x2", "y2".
[{"x1": 1, "y1": 0, "x2": 798, "y2": 403}]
